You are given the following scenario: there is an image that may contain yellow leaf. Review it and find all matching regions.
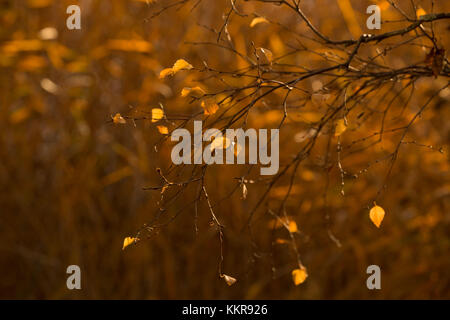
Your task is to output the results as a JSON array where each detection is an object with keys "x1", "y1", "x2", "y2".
[
  {"x1": 159, "y1": 67, "x2": 174, "y2": 79},
  {"x1": 157, "y1": 125, "x2": 169, "y2": 134},
  {"x1": 210, "y1": 136, "x2": 231, "y2": 151},
  {"x1": 334, "y1": 119, "x2": 347, "y2": 137},
  {"x1": 201, "y1": 99, "x2": 219, "y2": 115},
  {"x1": 160, "y1": 59, "x2": 193, "y2": 79},
  {"x1": 151, "y1": 108, "x2": 164, "y2": 122},
  {"x1": 122, "y1": 237, "x2": 139, "y2": 250},
  {"x1": 288, "y1": 220, "x2": 298, "y2": 233},
  {"x1": 172, "y1": 58, "x2": 193, "y2": 72},
  {"x1": 250, "y1": 17, "x2": 269, "y2": 28},
  {"x1": 181, "y1": 86, "x2": 205, "y2": 98},
  {"x1": 416, "y1": 7, "x2": 426, "y2": 19},
  {"x1": 292, "y1": 267, "x2": 308, "y2": 285},
  {"x1": 112, "y1": 113, "x2": 126, "y2": 124},
  {"x1": 369, "y1": 204, "x2": 385, "y2": 228},
  {"x1": 275, "y1": 238, "x2": 289, "y2": 244},
  {"x1": 221, "y1": 274, "x2": 237, "y2": 286}
]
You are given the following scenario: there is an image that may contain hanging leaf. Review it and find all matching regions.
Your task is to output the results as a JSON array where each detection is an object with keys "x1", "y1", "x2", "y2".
[
  {"x1": 288, "y1": 220, "x2": 298, "y2": 233},
  {"x1": 157, "y1": 125, "x2": 169, "y2": 134},
  {"x1": 334, "y1": 119, "x2": 347, "y2": 137},
  {"x1": 210, "y1": 136, "x2": 231, "y2": 151},
  {"x1": 201, "y1": 99, "x2": 219, "y2": 115},
  {"x1": 292, "y1": 267, "x2": 308, "y2": 285},
  {"x1": 151, "y1": 108, "x2": 164, "y2": 122},
  {"x1": 122, "y1": 237, "x2": 139, "y2": 250},
  {"x1": 250, "y1": 17, "x2": 269, "y2": 28},
  {"x1": 416, "y1": 7, "x2": 426, "y2": 19},
  {"x1": 159, "y1": 59, "x2": 193, "y2": 79},
  {"x1": 369, "y1": 204, "x2": 385, "y2": 228},
  {"x1": 181, "y1": 86, "x2": 206, "y2": 98},
  {"x1": 172, "y1": 59, "x2": 193, "y2": 72},
  {"x1": 112, "y1": 113, "x2": 126, "y2": 124},
  {"x1": 159, "y1": 68, "x2": 175, "y2": 79},
  {"x1": 221, "y1": 274, "x2": 237, "y2": 286}
]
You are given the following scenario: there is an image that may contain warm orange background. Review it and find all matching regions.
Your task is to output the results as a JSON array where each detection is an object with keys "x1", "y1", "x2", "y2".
[{"x1": 0, "y1": 0, "x2": 449, "y2": 299}]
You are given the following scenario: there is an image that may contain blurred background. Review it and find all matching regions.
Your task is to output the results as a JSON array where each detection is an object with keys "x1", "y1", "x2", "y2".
[{"x1": 0, "y1": 0, "x2": 449, "y2": 299}]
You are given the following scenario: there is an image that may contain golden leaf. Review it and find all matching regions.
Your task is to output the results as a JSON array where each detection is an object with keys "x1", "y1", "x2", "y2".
[
  {"x1": 151, "y1": 108, "x2": 164, "y2": 122},
  {"x1": 334, "y1": 119, "x2": 347, "y2": 137},
  {"x1": 416, "y1": 7, "x2": 426, "y2": 19},
  {"x1": 275, "y1": 238, "x2": 289, "y2": 244},
  {"x1": 157, "y1": 125, "x2": 169, "y2": 134},
  {"x1": 172, "y1": 58, "x2": 193, "y2": 72},
  {"x1": 221, "y1": 274, "x2": 237, "y2": 286},
  {"x1": 292, "y1": 267, "x2": 308, "y2": 285},
  {"x1": 181, "y1": 86, "x2": 206, "y2": 98},
  {"x1": 122, "y1": 237, "x2": 139, "y2": 250},
  {"x1": 112, "y1": 113, "x2": 126, "y2": 124},
  {"x1": 201, "y1": 99, "x2": 219, "y2": 115},
  {"x1": 288, "y1": 220, "x2": 298, "y2": 233},
  {"x1": 250, "y1": 17, "x2": 269, "y2": 28},
  {"x1": 159, "y1": 59, "x2": 193, "y2": 79},
  {"x1": 369, "y1": 204, "x2": 385, "y2": 228},
  {"x1": 210, "y1": 136, "x2": 231, "y2": 151},
  {"x1": 159, "y1": 68, "x2": 174, "y2": 79}
]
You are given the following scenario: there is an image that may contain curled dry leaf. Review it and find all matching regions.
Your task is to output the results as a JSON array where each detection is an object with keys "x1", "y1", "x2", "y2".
[
  {"x1": 159, "y1": 59, "x2": 193, "y2": 79},
  {"x1": 151, "y1": 108, "x2": 164, "y2": 122},
  {"x1": 258, "y1": 47, "x2": 273, "y2": 64},
  {"x1": 112, "y1": 113, "x2": 126, "y2": 124},
  {"x1": 369, "y1": 204, "x2": 385, "y2": 228},
  {"x1": 172, "y1": 58, "x2": 193, "y2": 72},
  {"x1": 292, "y1": 267, "x2": 308, "y2": 286},
  {"x1": 221, "y1": 274, "x2": 237, "y2": 286},
  {"x1": 250, "y1": 17, "x2": 269, "y2": 28},
  {"x1": 122, "y1": 237, "x2": 139, "y2": 250}
]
